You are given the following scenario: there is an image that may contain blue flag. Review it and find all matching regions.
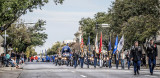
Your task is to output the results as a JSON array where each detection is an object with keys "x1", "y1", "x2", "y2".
[
  {"x1": 113, "y1": 36, "x2": 118, "y2": 54},
  {"x1": 87, "y1": 36, "x2": 91, "y2": 51}
]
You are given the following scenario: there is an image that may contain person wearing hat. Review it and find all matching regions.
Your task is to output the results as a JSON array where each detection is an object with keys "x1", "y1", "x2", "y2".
[
  {"x1": 131, "y1": 41, "x2": 142, "y2": 75},
  {"x1": 147, "y1": 39, "x2": 158, "y2": 75}
]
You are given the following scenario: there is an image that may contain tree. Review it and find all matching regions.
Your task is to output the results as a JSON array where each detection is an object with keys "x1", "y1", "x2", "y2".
[
  {"x1": 108, "y1": 0, "x2": 160, "y2": 47},
  {"x1": 47, "y1": 41, "x2": 61, "y2": 55},
  {"x1": 6, "y1": 19, "x2": 48, "y2": 53},
  {"x1": 79, "y1": 12, "x2": 111, "y2": 47},
  {"x1": 0, "y1": 0, "x2": 64, "y2": 32},
  {"x1": 26, "y1": 45, "x2": 37, "y2": 58}
]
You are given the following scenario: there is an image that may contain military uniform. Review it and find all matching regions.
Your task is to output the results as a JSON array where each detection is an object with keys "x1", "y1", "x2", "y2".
[
  {"x1": 131, "y1": 46, "x2": 142, "y2": 75},
  {"x1": 80, "y1": 51, "x2": 85, "y2": 68},
  {"x1": 93, "y1": 50, "x2": 98, "y2": 68},
  {"x1": 108, "y1": 51, "x2": 112, "y2": 68},
  {"x1": 115, "y1": 51, "x2": 119, "y2": 69},
  {"x1": 147, "y1": 44, "x2": 158, "y2": 75},
  {"x1": 73, "y1": 52, "x2": 79, "y2": 68}
]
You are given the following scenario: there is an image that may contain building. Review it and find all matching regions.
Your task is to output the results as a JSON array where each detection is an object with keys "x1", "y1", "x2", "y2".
[{"x1": 74, "y1": 26, "x2": 82, "y2": 43}]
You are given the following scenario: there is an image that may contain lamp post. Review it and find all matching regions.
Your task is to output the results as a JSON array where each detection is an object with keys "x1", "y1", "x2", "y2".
[{"x1": 95, "y1": 23, "x2": 110, "y2": 68}]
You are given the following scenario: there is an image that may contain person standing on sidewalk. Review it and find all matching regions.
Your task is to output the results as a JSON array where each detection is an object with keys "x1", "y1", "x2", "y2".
[
  {"x1": 147, "y1": 39, "x2": 158, "y2": 75},
  {"x1": 121, "y1": 50, "x2": 125, "y2": 69},
  {"x1": 1, "y1": 53, "x2": 7, "y2": 67},
  {"x1": 16, "y1": 53, "x2": 20, "y2": 66},
  {"x1": 131, "y1": 41, "x2": 142, "y2": 75},
  {"x1": 6, "y1": 52, "x2": 10, "y2": 67}
]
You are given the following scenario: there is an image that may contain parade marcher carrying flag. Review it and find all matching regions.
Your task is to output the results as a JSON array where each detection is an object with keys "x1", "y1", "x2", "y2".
[
  {"x1": 87, "y1": 36, "x2": 90, "y2": 68},
  {"x1": 94, "y1": 33, "x2": 99, "y2": 68},
  {"x1": 80, "y1": 34, "x2": 84, "y2": 68},
  {"x1": 99, "y1": 32, "x2": 103, "y2": 67},
  {"x1": 117, "y1": 35, "x2": 124, "y2": 69},
  {"x1": 95, "y1": 33, "x2": 99, "y2": 53},
  {"x1": 108, "y1": 34, "x2": 112, "y2": 68},
  {"x1": 99, "y1": 32, "x2": 102, "y2": 54}
]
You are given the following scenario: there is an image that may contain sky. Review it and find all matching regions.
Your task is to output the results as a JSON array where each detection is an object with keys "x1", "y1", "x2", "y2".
[{"x1": 21, "y1": 0, "x2": 115, "y2": 54}]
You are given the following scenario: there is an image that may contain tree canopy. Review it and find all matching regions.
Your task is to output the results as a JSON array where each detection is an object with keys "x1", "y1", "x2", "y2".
[
  {"x1": 6, "y1": 19, "x2": 47, "y2": 53},
  {"x1": 79, "y1": 12, "x2": 111, "y2": 48},
  {"x1": 0, "y1": 0, "x2": 63, "y2": 32},
  {"x1": 108, "y1": 0, "x2": 160, "y2": 47}
]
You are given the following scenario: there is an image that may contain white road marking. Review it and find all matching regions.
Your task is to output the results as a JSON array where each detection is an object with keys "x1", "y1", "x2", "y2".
[
  {"x1": 80, "y1": 75, "x2": 87, "y2": 78},
  {"x1": 145, "y1": 75, "x2": 157, "y2": 78},
  {"x1": 124, "y1": 71, "x2": 130, "y2": 72},
  {"x1": 71, "y1": 71, "x2": 75, "y2": 73}
]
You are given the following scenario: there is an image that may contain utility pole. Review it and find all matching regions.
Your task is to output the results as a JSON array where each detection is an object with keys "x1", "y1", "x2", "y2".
[{"x1": 4, "y1": 30, "x2": 6, "y2": 54}]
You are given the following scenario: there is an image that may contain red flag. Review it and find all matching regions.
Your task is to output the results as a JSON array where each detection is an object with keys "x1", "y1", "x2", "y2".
[
  {"x1": 99, "y1": 32, "x2": 102, "y2": 53},
  {"x1": 80, "y1": 35, "x2": 84, "y2": 52}
]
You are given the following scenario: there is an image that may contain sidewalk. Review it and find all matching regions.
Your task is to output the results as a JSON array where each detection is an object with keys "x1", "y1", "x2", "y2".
[
  {"x1": 0, "y1": 68, "x2": 22, "y2": 78},
  {"x1": 0, "y1": 64, "x2": 25, "y2": 78}
]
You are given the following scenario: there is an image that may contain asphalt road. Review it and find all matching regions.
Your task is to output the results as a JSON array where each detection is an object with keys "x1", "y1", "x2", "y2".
[{"x1": 17, "y1": 62, "x2": 160, "y2": 78}]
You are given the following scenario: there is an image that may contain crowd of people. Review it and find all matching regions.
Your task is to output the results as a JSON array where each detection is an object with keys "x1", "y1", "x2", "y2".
[
  {"x1": 0, "y1": 52, "x2": 26, "y2": 68},
  {"x1": 53, "y1": 39, "x2": 158, "y2": 76}
]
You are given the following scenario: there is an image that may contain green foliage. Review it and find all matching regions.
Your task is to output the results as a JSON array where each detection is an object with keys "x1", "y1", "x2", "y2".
[
  {"x1": 108, "y1": 0, "x2": 160, "y2": 47},
  {"x1": 0, "y1": 0, "x2": 63, "y2": 32},
  {"x1": 6, "y1": 19, "x2": 48, "y2": 53},
  {"x1": 79, "y1": 12, "x2": 111, "y2": 47},
  {"x1": 26, "y1": 45, "x2": 37, "y2": 58},
  {"x1": 47, "y1": 41, "x2": 61, "y2": 55}
]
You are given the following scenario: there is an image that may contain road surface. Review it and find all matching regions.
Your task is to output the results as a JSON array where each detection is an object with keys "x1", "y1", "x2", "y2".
[{"x1": 17, "y1": 62, "x2": 160, "y2": 78}]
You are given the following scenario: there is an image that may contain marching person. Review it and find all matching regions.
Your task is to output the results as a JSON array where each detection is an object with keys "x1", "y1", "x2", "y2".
[
  {"x1": 121, "y1": 50, "x2": 125, "y2": 69},
  {"x1": 115, "y1": 50, "x2": 119, "y2": 69},
  {"x1": 131, "y1": 41, "x2": 142, "y2": 75},
  {"x1": 93, "y1": 49, "x2": 98, "y2": 68},
  {"x1": 80, "y1": 50, "x2": 84, "y2": 68},
  {"x1": 126, "y1": 51, "x2": 131, "y2": 70},
  {"x1": 73, "y1": 49, "x2": 78, "y2": 68},
  {"x1": 108, "y1": 52, "x2": 112, "y2": 68},
  {"x1": 147, "y1": 39, "x2": 158, "y2": 75}
]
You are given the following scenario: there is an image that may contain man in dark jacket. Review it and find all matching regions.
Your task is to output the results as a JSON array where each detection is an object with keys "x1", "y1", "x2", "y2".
[
  {"x1": 93, "y1": 49, "x2": 98, "y2": 68},
  {"x1": 73, "y1": 49, "x2": 78, "y2": 68},
  {"x1": 147, "y1": 39, "x2": 158, "y2": 75},
  {"x1": 131, "y1": 41, "x2": 142, "y2": 75},
  {"x1": 80, "y1": 50, "x2": 85, "y2": 68}
]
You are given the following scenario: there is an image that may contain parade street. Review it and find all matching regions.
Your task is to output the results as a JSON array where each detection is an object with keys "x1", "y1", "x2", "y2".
[{"x1": 13, "y1": 62, "x2": 159, "y2": 78}]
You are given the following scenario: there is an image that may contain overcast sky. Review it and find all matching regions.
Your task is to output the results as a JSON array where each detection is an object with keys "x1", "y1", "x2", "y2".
[{"x1": 21, "y1": 0, "x2": 115, "y2": 54}]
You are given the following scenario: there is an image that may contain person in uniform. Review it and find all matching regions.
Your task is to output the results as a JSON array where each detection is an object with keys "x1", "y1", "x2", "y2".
[
  {"x1": 131, "y1": 41, "x2": 142, "y2": 75},
  {"x1": 126, "y1": 51, "x2": 131, "y2": 70},
  {"x1": 108, "y1": 52, "x2": 112, "y2": 68},
  {"x1": 93, "y1": 49, "x2": 98, "y2": 68},
  {"x1": 147, "y1": 39, "x2": 158, "y2": 75},
  {"x1": 73, "y1": 49, "x2": 78, "y2": 68},
  {"x1": 80, "y1": 50, "x2": 85, "y2": 68},
  {"x1": 121, "y1": 51, "x2": 125, "y2": 69},
  {"x1": 115, "y1": 50, "x2": 119, "y2": 69}
]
